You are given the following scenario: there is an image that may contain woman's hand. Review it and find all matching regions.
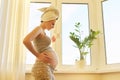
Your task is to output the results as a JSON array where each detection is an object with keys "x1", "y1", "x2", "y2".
[
  {"x1": 37, "y1": 52, "x2": 52, "y2": 63},
  {"x1": 51, "y1": 35, "x2": 56, "y2": 42}
]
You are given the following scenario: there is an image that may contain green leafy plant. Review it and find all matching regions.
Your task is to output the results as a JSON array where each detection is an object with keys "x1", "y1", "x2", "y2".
[{"x1": 69, "y1": 22, "x2": 100, "y2": 60}]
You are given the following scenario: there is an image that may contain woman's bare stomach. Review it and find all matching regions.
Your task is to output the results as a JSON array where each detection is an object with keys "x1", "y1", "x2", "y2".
[{"x1": 41, "y1": 49, "x2": 58, "y2": 69}]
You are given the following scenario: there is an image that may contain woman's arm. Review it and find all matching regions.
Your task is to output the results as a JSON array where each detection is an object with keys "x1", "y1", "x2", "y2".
[{"x1": 23, "y1": 26, "x2": 42, "y2": 57}]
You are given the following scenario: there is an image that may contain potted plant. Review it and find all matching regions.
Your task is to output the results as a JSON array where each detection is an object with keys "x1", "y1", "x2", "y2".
[{"x1": 69, "y1": 22, "x2": 100, "y2": 68}]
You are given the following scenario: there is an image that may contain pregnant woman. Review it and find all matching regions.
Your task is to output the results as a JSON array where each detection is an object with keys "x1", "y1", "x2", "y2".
[{"x1": 23, "y1": 5, "x2": 59, "y2": 80}]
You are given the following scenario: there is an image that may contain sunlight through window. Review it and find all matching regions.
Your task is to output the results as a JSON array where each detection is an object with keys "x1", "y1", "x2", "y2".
[
  {"x1": 103, "y1": 0, "x2": 120, "y2": 64},
  {"x1": 62, "y1": 4, "x2": 90, "y2": 65}
]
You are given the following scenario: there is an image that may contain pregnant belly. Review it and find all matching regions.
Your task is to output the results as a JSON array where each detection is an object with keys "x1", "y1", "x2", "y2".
[{"x1": 43, "y1": 49, "x2": 58, "y2": 69}]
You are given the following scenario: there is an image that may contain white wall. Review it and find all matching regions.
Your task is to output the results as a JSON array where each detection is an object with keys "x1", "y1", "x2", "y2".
[
  {"x1": 26, "y1": 72, "x2": 120, "y2": 80},
  {"x1": 101, "y1": 72, "x2": 120, "y2": 80},
  {"x1": 55, "y1": 73, "x2": 101, "y2": 80}
]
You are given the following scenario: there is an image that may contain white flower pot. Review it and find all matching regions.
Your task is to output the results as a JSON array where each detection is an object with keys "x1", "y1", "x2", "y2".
[{"x1": 75, "y1": 59, "x2": 86, "y2": 68}]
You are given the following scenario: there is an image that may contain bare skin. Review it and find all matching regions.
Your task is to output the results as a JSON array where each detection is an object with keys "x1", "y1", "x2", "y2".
[{"x1": 23, "y1": 19, "x2": 58, "y2": 68}]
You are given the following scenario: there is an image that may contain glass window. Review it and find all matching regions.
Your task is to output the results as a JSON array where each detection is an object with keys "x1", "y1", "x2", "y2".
[
  {"x1": 103, "y1": 0, "x2": 120, "y2": 64},
  {"x1": 62, "y1": 4, "x2": 90, "y2": 65},
  {"x1": 26, "y1": 3, "x2": 50, "y2": 64}
]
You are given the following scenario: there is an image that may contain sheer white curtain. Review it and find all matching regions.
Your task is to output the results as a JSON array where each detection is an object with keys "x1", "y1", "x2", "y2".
[{"x1": 0, "y1": 0, "x2": 30, "y2": 80}]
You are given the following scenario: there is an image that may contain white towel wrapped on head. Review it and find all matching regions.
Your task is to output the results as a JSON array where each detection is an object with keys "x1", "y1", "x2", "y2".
[{"x1": 38, "y1": 6, "x2": 59, "y2": 21}]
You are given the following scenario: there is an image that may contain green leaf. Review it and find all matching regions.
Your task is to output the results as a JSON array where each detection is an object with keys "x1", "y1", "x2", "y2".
[{"x1": 69, "y1": 22, "x2": 100, "y2": 60}]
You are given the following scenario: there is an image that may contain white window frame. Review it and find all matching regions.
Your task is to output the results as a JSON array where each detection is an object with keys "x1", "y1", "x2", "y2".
[{"x1": 26, "y1": 0, "x2": 120, "y2": 73}]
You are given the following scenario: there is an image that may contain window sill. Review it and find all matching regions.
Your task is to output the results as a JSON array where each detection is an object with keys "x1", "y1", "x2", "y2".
[{"x1": 26, "y1": 64, "x2": 120, "y2": 74}]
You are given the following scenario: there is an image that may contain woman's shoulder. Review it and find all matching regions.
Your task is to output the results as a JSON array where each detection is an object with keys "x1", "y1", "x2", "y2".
[
  {"x1": 34, "y1": 26, "x2": 42, "y2": 30},
  {"x1": 33, "y1": 26, "x2": 46, "y2": 37},
  {"x1": 31, "y1": 26, "x2": 43, "y2": 33}
]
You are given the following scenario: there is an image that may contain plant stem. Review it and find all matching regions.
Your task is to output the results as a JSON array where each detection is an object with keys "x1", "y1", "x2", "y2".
[{"x1": 79, "y1": 49, "x2": 84, "y2": 60}]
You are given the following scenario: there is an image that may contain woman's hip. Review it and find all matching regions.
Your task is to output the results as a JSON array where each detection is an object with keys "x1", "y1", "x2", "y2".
[{"x1": 31, "y1": 60, "x2": 54, "y2": 78}]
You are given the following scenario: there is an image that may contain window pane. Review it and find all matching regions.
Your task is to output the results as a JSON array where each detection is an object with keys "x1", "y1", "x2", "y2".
[
  {"x1": 26, "y1": 3, "x2": 50, "y2": 64},
  {"x1": 103, "y1": 1, "x2": 120, "y2": 64},
  {"x1": 62, "y1": 4, "x2": 90, "y2": 65}
]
